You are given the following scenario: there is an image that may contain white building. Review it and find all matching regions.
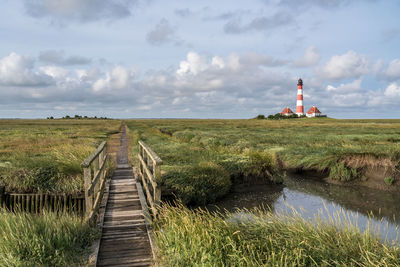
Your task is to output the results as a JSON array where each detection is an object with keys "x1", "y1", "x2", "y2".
[{"x1": 306, "y1": 105, "x2": 324, "y2": 117}]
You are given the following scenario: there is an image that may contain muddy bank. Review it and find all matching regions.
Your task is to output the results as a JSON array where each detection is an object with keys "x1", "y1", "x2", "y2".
[{"x1": 286, "y1": 166, "x2": 400, "y2": 192}]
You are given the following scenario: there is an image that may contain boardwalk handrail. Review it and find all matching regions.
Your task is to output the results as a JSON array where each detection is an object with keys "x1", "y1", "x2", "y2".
[
  {"x1": 81, "y1": 141, "x2": 108, "y2": 224},
  {"x1": 137, "y1": 140, "x2": 162, "y2": 216}
]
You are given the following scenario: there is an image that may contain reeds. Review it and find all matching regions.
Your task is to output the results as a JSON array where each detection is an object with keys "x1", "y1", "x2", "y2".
[
  {"x1": 0, "y1": 119, "x2": 120, "y2": 193},
  {"x1": 0, "y1": 209, "x2": 99, "y2": 266},
  {"x1": 154, "y1": 203, "x2": 400, "y2": 266}
]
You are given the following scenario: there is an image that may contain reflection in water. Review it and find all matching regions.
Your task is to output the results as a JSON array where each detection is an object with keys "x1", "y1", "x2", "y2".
[{"x1": 207, "y1": 175, "x2": 400, "y2": 243}]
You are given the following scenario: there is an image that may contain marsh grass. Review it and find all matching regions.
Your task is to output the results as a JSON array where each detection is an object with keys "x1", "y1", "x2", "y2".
[
  {"x1": 127, "y1": 119, "x2": 400, "y2": 204},
  {"x1": 0, "y1": 209, "x2": 99, "y2": 266},
  {"x1": 0, "y1": 119, "x2": 120, "y2": 193},
  {"x1": 154, "y1": 203, "x2": 400, "y2": 266}
]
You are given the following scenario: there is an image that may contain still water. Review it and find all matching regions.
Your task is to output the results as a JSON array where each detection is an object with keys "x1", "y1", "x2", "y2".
[{"x1": 207, "y1": 175, "x2": 400, "y2": 244}]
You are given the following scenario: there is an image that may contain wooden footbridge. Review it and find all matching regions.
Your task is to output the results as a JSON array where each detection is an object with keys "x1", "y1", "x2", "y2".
[{"x1": 84, "y1": 124, "x2": 161, "y2": 266}]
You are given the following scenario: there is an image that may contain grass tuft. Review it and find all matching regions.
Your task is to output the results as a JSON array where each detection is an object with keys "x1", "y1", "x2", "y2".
[
  {"x1": 0, "y1": 210, "x2": 99, "y2": 266},
  {"x1": 154, "y1": 203, "x2": 400, "y2": 266}
]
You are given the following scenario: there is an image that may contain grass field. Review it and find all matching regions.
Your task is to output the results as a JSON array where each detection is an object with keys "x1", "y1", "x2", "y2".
[
  {"x1": 0, "y1": 119, "x2": 120, "y2": 194},
  {"x1": 127, "y1": 118, "x2": 400, "y2": 205},
  {"x1": 154, "y1": 203, "x2": 400, "y2": 266},
  {"x1": 0, "y1": 210, "x2": 99, "y2": 266}
]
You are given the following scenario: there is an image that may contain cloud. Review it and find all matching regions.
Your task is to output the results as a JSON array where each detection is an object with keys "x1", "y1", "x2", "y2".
[
  {"x1": 176, "y1": 51, "x2": 286, "y2": 77},
  {"x1": 292, "y1": 46, "x2": 321, "y2": 67},
  {"x1": 0, "y1": 52, "x2": 53, "y2": 86},
  {"x1": 39, "y1": 50, "x2": 92, "y2": 65},
  {"x1": 326, "y1": 79, "x2": 362, "y2": 93},
  {"x1": 224, "y1": 12, "x2": 293, "y2": 34},
  {"x1": 316, "y1": 50, "x2": 370, "y2": 80},
  {"x1": 384, "y1": 82, "x2": 400, "y2": 97},
  {"x1": 92, "y1": 65, "x2": 136, "y2": 92},
  {"x1": 146, "y1": 18, "x2": 182, "y2": 46},
  {"x1": 380, "y1": 59, "x2": 400, "y2": 81},
  {"x1": 1, "y1": 50, "x2": 399, "y2": 119},
  {"x1": 176, "y1": 52, "x2": 208, "y2": 76},
  {"x1": 24, "y1": 0, "x2": 145, "y2": 23}
]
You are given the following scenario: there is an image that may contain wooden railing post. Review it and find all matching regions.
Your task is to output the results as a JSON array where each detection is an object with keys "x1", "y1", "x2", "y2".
[
  {"x1": 84, "y1": 167, "x2": 92, "y2": 217},
  {"x1": 137, "y1": 141, "x2": 162, "y2": 217},
  {"x1": 82, "y1": 141, "x2": 108, "y2": 223},
  {"x1": 153, "y1": 162, "x2": 161, "y2": 207}
]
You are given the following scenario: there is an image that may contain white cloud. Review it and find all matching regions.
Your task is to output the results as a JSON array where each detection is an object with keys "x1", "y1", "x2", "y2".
[
  {"x1": 92, "y1": 65, "x2": 135, "y2": 92},
  {"x1": 326, "y1": 79, "x2": 362, "y2": 93},
  {"x1": 381, "y1": 59, "x2": 400, "y2": 81},
  {"x1": 227, "y1": 54, "x2": 241, "y2": 71},
  {"x1": 384, "y1": 82, "x2": 400, "y2": 97},
  {"x1": 292, "y1": 46, "x2": 321, "y2": 67},
  {"x1": 0, "y1": 52, "x2": 52, "y2": 86},
  {"x1": 1, "y1": 50, "x2": 399, "y2": 119},
  {"x1": 316, "y1": 50, "x2": 370, "y2": 80},
  {"x1": 211, "y1": 56, "x2": 225, "y2": 69},
  {"x1": 40, "y1": 66, "x2": 69, "y2": 79},
  {"x1": 177, "y1": 52, "x2": 208, "y2": 76}
]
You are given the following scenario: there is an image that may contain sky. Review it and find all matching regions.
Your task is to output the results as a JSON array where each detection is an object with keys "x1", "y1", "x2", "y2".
[{"x1": 0, "y1": 0, "x2": 400, "y2": 119}]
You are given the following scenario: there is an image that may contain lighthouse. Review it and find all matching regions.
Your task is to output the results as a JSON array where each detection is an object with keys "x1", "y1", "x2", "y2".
[{"x1": 296, "y1": 78, "x2": 304, "y2": 116}]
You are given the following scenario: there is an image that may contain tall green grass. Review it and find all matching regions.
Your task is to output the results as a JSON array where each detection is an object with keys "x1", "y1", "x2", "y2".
[
  {"x1": 154, "y1": 203, "x2": 400, "y2": 266},
  {"x1": 0, "y1": 210, "x2": 99, "y2": 266},
  {"x1": 0, "y1": 119, "x2": 120, "y2": 193},
  {"x1": 127, "y1": 120, "x2": 281, "y2": 205},
  {"x1": 126, "y1": 119, "x2": 400, "y2": 204}
]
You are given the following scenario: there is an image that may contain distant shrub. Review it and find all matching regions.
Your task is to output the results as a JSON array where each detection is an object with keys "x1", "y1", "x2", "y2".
[
  {"x1": 255, "y1": 114, "x2": 265, "y2": 120},
  {"x1": 384, "y1": 176, "x2": 395, "y2": 185},
  {"x1": 163, "y1": 161, "x2": 231, "y2": 205},
  {"x1": 329, "y1": 163, "x2": 358, "y2": 181},
  {"x1": 267, "y1": 113, "x2": 298, "y2": 120}
]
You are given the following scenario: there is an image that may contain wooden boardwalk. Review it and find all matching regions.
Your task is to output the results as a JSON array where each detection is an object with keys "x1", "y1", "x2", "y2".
[{"x1": 97, "y1": 126, "x2": 153, "y2": 267}]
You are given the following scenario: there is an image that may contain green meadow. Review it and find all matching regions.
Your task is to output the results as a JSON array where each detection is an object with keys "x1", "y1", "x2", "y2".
[
  {"x1": 127, "y1": 118, "x2": 400, "y2": 205},
  {"x1": 0, "y1": 119, "x2": 120, "y2": 194},
  {"x1": 0, "y1": 118, "x2": 399, "y2": 266}
]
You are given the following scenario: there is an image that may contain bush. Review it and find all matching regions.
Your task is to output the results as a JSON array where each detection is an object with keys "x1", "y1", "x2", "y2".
[
  {"x1": 255, "y1": 114, "x2": 265, "y2": 120},
  {"x1": 163, "y1": 161, "x2": 231, "y2": 205},
  {"x1": 329, "y1": 163, "x2": 358, "y2": 181},
  {"x1": 238, "y1": 150, "x2": 281, "y2": 183}
]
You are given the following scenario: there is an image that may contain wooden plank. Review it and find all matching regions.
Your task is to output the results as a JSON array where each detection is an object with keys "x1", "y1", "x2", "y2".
[{"x1": 96, "y1": 125, "x2": 153, "y2": 267}]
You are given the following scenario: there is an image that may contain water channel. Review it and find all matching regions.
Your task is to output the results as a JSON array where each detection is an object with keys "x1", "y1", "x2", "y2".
[{"x1": 207, "y1": 175, "x2": 400, "y2": 244}]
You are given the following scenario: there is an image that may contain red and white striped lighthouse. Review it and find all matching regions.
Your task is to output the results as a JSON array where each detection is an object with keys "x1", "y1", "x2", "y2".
[{"x1": 296, "y1": 78, "x2": 304, "y2": 116}]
